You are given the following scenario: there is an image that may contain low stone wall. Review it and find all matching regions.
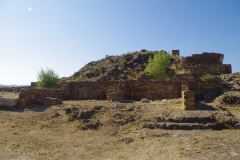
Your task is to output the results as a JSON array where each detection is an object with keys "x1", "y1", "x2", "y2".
[
  {"x1": 126, "y1": 80, "x2": 182, "y2": 100},
  {"x1": 18, "y1": 88, "x2": 69, "y2": 106},
  {"x1": 184, "y1": 81, "x2": 228, "y2": 101},
  {"x1": 0, "y1": 97, "x2": 18, "y2": 107},
  {"x1": 66, "y1": 79, "x2": 183, "y2": 101},
  {"x1": 64, "y1": 75, "x2": 225, "y2": 102},
  {"x1": 4, "y1": 75, "x2": 227, "y2": 106},
  {"x1": 107, "y1": 89, "x2": 126, "y2": 101}
]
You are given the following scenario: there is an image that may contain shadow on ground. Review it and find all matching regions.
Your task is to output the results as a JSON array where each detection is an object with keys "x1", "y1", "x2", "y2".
[
  {"x1": 1, "y1": 105, "x2": 52, "y2": 113},
  {"x1": 195, "y1": 103, "x2": 218, "y2": 111}
]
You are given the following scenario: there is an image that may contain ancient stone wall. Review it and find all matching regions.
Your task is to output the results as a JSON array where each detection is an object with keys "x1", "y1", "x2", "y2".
[
  {"x1": 183, "y1": 64, "x2": 232, "y2": 76},
  {"x1": 107, "y1": 89, "x2": 126, "y2": 101},
  {"x1": 0, "y1": 97, "x2": 18, "y2": 107},
  {"x1": 18, "y1": 88, "x2": 69, "y2": 106},
  {"x1": 181, "y1": 52, "x2": 224, "y2": 66},
  {"x1": 66, "y1": 79, "x2": 182, "y2": 101},
  {"x1": 1, "y1": 78, "x2": 227, "y2": 106},
  {"x1": 126, "y1": 80, "x2": 182, "y2": 100},
  {"x1": 67, "y1": 81, "x2": 115, "y2": 100},
  {"x1": 183, "y1": 80, "x2": 228, "y2": 101},
  {"x1": 64, "y1": 74, "x2": 225, "y2": 102}
]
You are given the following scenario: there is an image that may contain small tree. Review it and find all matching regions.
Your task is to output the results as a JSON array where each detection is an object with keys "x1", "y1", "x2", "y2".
[
  {"x1": 36, "y1": 68, "x2": 59, "y2": 88},
  {"x1": 145, "y1": 51, "x2": 172, "y2": 79}
]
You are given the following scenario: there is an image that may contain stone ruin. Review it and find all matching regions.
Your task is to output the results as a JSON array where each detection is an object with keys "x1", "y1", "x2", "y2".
[
  {"x1": 179, "y1": 51, "x2": 231, "y2": 76},
  {"x1": 0, "y1": 96, "x2": 18, "y2": 108},
  {"x1": 182, "y1": 81, "x2": 195, "y2": 110},
  {"x1": 0, "y1": 50, "x2": 232, "y2": 111},
  {"x1": 107, "y1": 83, "x2": 126, "y2": 101},
  {"x1": 171, "y1": 50, "x2": 180, "y2": 57}
]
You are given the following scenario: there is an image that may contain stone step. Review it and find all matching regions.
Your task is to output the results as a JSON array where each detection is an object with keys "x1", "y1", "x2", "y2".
[
  {"x1": 156, "y1": 116, "x2": 216, "y2": 124},
  {"x1": 155, "y1": 111, "x2": 222, "y2": 124},
  {"x1": 143, "y1": 122, "x2": 228, "y2": 130}
]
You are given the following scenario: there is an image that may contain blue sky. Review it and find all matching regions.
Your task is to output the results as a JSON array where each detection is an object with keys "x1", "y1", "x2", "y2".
[{"x1": 0, "y1": 0, "x2": 240, "y2": 85}]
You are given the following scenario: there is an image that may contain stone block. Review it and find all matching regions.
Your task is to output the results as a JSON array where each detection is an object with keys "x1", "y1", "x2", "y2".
[
  {"x1": 172, "y1": 50, "x2": 180, "y2": 57},
  {"x1": 107, "y1": 89, "x2": 125, "y2": 101},
  {"x1": 0, "y1": 98, "x2": 18, "y2": 107},
  {"x1": 182, "y1": 90, "x2": 195, "y2": 110},
  {"x1": 43, "y1": 97, "x2": 62, "y2": 105}
]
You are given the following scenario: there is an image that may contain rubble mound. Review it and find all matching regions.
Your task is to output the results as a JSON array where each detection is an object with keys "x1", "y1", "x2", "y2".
[
  {"x1": 67, "y1": 50, "x2": 172, "y2": 81},
  {"x1": 63, "y1": 100, "x2": 239, "y2": 130},
  {"x1": 219, "y1": 72, "x2": 240, "y2": 91}
]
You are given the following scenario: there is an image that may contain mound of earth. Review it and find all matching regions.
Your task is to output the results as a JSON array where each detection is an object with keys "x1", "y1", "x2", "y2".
[{"x1": 66, "y1": 50, "x2": 179, "y2": 81}]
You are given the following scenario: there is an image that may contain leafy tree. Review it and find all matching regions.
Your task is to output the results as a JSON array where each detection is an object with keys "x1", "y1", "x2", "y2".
[
  {"x1": 36, "y1": 68, "x2": 59, "y2": 88},
  {"x1": 145, "y1": 51, "x2": 172, "y2": 79}
]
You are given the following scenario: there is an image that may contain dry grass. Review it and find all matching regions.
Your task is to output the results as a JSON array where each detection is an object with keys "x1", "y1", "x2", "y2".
[
  {"x1": 0, "y1": 92, "x2": 19, "y2": 99},
  {"x1": 0, "y1": 99, "x2": 239, "y2": 160}
]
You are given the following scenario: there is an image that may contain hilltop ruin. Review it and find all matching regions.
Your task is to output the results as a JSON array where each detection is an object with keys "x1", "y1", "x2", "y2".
[{"x1": 0, "y1": 50, "x2": 233, "y2": 110}]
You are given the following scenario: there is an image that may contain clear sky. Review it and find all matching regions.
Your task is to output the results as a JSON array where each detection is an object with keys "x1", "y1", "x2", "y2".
[{"x1": 0, "y1": 0, "x2": 240, "y2": 85}]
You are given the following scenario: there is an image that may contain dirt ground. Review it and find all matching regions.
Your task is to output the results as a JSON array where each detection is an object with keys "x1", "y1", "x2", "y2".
[
  {"x1": 0, "y1": 99, "x2": 240, "y2": 160},
  {"x1": 0, "y1": 92, "x2": 19, "y2": 99}
]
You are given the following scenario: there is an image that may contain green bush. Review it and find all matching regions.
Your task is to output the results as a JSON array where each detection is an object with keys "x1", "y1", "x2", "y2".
[
  {"x1": 201, "y1": 73, "x2": 217, "y2": 81},
  {"x1": 91, "y1": 61, "x2": 99, "y2": 66},
  {"x1": 145, "y1": 51, "x2": 172, "y2": 79},
  {"x1": 120, "y1": 59, "x2": 128, "y2": 67},
  {"x1": 36, "y1": 68, "x2": 59, "y2": 88}
]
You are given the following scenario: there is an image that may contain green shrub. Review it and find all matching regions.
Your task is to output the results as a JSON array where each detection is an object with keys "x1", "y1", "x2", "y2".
[
  {"x1": 201, "y1": 73, "x2": 217, "y2": 81},
  {"x1": 145, "y1": 51, "x2": 172, "y2": 79},
  {"x1": 91, "y1": 61, "x2": 99, "y2": 66},
  {"x1": 120, "y1": 59, "x2": 128, "y2": 67},
  {"x1": 36, "y1": 68, "x2": 59, "y2": 88}
]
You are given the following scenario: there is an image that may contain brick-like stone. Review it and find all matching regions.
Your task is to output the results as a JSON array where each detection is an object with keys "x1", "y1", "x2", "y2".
[{"x1": 182, "y1": 90, "x2": 195, "y2": 110}]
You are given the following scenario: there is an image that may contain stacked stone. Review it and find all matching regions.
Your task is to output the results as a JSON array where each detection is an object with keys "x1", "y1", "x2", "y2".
[
  {"x1": 182, "y1": 90, "x2": 195, "y2": 110},
  {"x1": 172, "y1": 50, "x2": 180, "y2": 57},
  {"x1": 182, "y1": 82, "x2": 195, "y2": 110},
  {"x1": 18, "y1": 88, "x2": 67, "y2": 106},
  {"x1": 107, "y1": 88, "x2": 125, "y2": 101},
  {"x1": 107, "y1": 82, "x2": 126, "y2": 101},
  {"x1": 181, "y1": 53, "x2": 224, "y2": 66},
  {"x1": 0, "y1": 97, "x2": 18, "y2": 107}
]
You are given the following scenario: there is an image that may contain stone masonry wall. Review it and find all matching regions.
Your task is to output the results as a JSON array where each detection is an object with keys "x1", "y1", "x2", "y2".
[
  {"x1": 181, "y1": 52, "x2": 224, "y2": 66},
  {"x1": 0, "y1": 97, "x2": 18, "y2": 107},
  {"x1": 183, "y1": 64, "x2": 232, "y2": 76},
  {"x1": 18, "y1": 88, "x2": 69, "y2": 106},
  {"x1": 66, "y1": 79, "x2": 182, "y2": 101},
  {"x1": 5, "y1": 78, "x2": 226, "y2": 106},
  {"x1": 64, "y1": 74, "x2": 225, "y2": 101},
  {"x1": 180, "y1": 52, "x2": 231, "y2": 76}
]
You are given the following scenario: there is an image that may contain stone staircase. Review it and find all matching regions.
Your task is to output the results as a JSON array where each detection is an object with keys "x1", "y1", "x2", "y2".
[{"x1": 142, "y1": 110, "x2": 239, "y2": 130}]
